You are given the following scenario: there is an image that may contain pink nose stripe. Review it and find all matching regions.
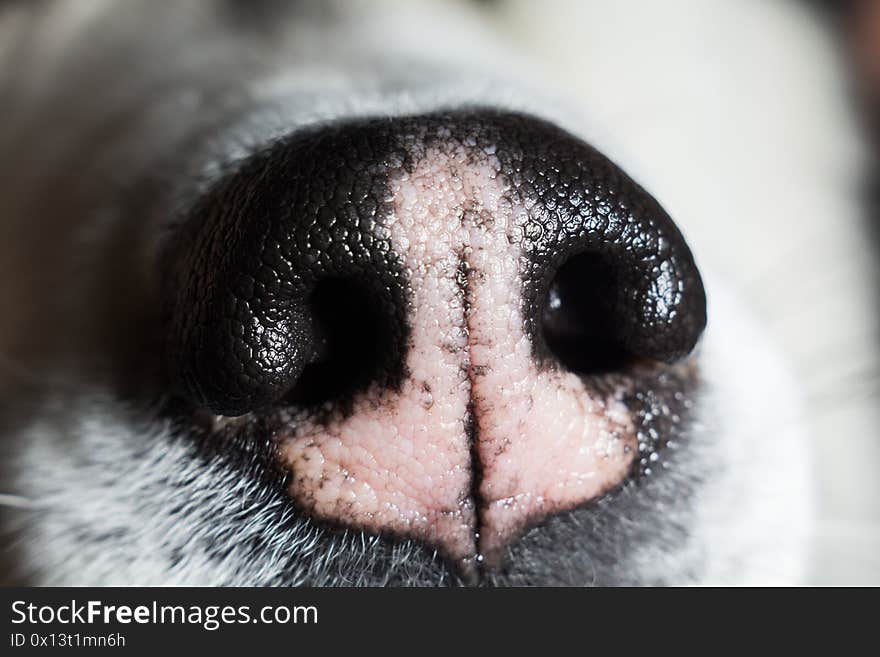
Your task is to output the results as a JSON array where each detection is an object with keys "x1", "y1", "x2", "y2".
[{"x1": 278, "y1": 142, "x2": 636, "y2": 568}]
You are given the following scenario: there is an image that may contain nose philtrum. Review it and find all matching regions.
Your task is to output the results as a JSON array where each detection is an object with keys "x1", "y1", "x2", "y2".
[{"x1": 165, "y1": 110, "x2": 706, "y2": 570}]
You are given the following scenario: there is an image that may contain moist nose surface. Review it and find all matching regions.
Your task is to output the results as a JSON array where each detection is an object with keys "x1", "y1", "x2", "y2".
[{"x1": 166, "y1": 111, "x2": 706, "y2": 570}]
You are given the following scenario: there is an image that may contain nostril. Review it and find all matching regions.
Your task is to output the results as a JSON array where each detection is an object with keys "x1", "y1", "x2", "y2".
[
  {"x1": 285, "y1": 277, "x2": 399, "y2": 408},
  {"x1": 163, "y1": 117, "x2": 412, "y2": 418},
  {"x1": 526, "y1": 148, "x2": 707, "y2": 375},
  {"x1": 541, "y1": 252, "x2": 635, "y2": 375}
]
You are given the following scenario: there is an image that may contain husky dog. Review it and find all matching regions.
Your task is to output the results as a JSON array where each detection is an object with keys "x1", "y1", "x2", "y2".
[{"x1": 0, "y1": 0, "x2": 875, "y2": 586}]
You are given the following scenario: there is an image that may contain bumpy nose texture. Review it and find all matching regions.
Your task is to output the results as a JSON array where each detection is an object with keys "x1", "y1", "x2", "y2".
[
  {"x1": 166, "y1": 127, "x2": 411, "y2": 417},
  {"x1": 165, "y1": 110, "x2": 706, "y2": 568}
]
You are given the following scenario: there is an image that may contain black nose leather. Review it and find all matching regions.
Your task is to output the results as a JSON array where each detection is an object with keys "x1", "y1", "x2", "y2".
[{"x1": 164, "y1": 110, "x2": 706, "y2": 417}]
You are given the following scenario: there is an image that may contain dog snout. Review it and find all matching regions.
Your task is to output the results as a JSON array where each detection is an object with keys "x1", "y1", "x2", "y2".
[{"x1": 164, "y1": 109, "x2": 706, "y2": 570}]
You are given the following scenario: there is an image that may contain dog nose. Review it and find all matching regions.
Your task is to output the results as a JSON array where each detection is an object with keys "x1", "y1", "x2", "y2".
[{"x1": 165, "y1": 110, "x2": 705, "y2": 569}]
